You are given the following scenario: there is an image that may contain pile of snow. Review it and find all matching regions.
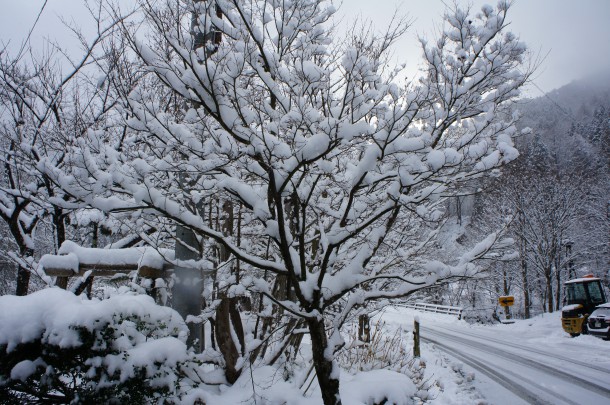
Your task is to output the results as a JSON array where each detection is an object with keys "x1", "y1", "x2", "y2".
[{"x1": 198, "y1": 366, "x2": 419, "y2": 405}]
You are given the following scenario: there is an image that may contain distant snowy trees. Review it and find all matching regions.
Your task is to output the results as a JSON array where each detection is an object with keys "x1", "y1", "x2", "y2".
[
  {"x1": 462, "y1": 114, "x2": 609, "y2": 319},
  {"x1": 482, "y1": 167, "x2": 589, "y2": 315},
  {"x1": 0, "y1": 0, "x2": 532, "y2": 403}
]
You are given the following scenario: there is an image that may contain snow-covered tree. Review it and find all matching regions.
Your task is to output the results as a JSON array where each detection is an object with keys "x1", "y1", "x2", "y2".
[
  {"x1": 41, "y1": 1, "x2": 529, "y2": 402},
  {"x1": 0, "y1": 50, "x2": 72, "y2": 295},
  {"x1": 472, "y1": 145, "x2": 594, "y2": 317},
  {"x1": 0, "y1": 6, "x2": 127, "y2": 294}
]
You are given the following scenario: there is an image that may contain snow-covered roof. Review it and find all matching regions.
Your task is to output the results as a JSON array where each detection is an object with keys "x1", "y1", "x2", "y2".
[
  {"x1": 561, "y1": 304, "x2": 583, "y2": 312},
  {"x1": 564, "y1": 277, "x2": 601, "y2": 284},
  {"x1": 596, "y1": 303, "x2": 610, "y2": 309}
]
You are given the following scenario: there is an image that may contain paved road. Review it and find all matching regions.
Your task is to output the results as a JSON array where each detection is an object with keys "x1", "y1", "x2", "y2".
[{"x1": 421, "y1": 324, "x2": 610, "y2": 405}]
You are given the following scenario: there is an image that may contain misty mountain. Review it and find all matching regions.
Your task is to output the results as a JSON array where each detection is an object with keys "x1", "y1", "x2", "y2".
[{"x1": 515, "y1": 73, "x2": 610, "y2": 173}]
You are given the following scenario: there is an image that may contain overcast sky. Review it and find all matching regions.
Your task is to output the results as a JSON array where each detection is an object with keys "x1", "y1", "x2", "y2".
[{"x1": 2, "y1": 0, "x2": 610, "y2": 96}]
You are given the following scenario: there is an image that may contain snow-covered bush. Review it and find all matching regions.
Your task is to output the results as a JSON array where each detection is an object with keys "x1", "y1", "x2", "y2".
[
  {"x1": 461, "y1": 308, "x2": 498, "y2": 324},
  {"x1": 0, "y1": 289, "x2": 198, "y2": 403},
  {"x1": 337, "y1": 319, "x2": 441, "y2": 402},
  {"x1": 338, "y1": 319, "x2": 412, "y2": 374}
]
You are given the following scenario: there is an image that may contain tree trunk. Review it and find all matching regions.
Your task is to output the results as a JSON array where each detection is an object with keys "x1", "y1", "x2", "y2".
[
  {"x1": 519, "y1": 242, "x2": 530, "y2": 318},
  {"x1": 308, "y1": 318, "x2": 340, "y2": 405},
  {"x1": 555, "y1": 247, "x2": 563, "y2": 311},
  {"x1": 215, "y1": 296, "x2": 245, "y2": 384},
  {"x1": 214, "y1": 200, "x2": 246, "y2": 383},
  {"x1": 88, "y1": 223, "x2": 98, "y2": 298},
  {"x1": 456, "y1": 196, "x2": 462, "y2": 225},
  {"x1": 53, "y1": 205, "x2": 69, "y2": 291},
  {"x1": 54, "y1": 207, "x2": 66, "y2": 249},
  {"x1": 502, "y1": 264, "x2": 509, "y2": 296},
  {"x1": 9, "y1": 212, "x2": 33, "y2": 295},
  {"x1": 15, "y1": 244, "x2": 33, "y2": 296},
  {"x1": 555, "y1": 265, "x2": 562, "y2": 311},
  {"x1": 15, "y1": 265, "x2": 31, "y2": 296},
  {"x1": 545, "y1": 271, "x2": 554, "y2": 313}
]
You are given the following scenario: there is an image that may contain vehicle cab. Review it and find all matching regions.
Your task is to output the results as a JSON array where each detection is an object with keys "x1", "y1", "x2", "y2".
[{"x1": 561, "y1": 275, "x2": 607, "y2": 336}]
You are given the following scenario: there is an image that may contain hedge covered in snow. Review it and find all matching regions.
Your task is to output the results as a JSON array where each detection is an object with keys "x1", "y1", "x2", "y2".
[{"x1": 0, "y1": 289, "x2": 200, "y2": 403}]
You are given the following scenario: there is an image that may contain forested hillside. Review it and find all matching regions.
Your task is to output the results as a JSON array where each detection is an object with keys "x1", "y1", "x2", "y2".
[{"x1": 444, "y1": 75, "x2": 610, "y2": 319}]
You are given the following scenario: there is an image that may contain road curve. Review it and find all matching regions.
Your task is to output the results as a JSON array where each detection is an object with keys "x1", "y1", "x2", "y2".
[
  {"x1": 421, "y1": 326, "x2": 610, "y2": 405},
  {"x1": 431, "y1": 324, "x2": 610, "y2": 375}
]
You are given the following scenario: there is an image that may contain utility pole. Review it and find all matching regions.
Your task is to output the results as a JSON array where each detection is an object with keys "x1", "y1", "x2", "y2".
[{"x1": 172, "y1": 0, "x2": 222, "y2": 353}]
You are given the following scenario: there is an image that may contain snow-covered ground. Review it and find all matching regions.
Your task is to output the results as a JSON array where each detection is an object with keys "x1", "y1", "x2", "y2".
[
  {"x1": 3, "y1": 289, "x2": 609, "y2": 404},
  {"x1": 378, "y1": 306, "x2": 610, "y2": 405}
]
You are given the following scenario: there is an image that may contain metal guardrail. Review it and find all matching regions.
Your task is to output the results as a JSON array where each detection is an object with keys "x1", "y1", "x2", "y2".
[{"x1": 398, "y1": 302, "x2": 464, "y2": 319}]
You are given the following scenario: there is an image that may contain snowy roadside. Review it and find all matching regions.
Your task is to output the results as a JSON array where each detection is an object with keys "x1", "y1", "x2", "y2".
[
  {"x1": 376, "y1": 306, "x2": 487, "y2": 405},
  {"x1": 204, "y1": 305, "x2": 610, "y2": 404},
  {"x1": 446, "y1": 309, "x2": 610, "y2": 371},
  {"x1": 216, "y1": 306, "x2": 538, "y2": 405},
  {"x1": 4, "y1": 289, "x2": 607, "y2": 404},
  {"x1": 193, "y1": 306, "x2": 465, "y2": 404},
  {"x1": 378, "y1": 305, "x2": 610, "y2": 405}
]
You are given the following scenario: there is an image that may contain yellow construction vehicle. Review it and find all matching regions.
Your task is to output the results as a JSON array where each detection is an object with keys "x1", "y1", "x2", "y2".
[{"x1": 561, "y1": 275, "x2": 607, "y2": 337}]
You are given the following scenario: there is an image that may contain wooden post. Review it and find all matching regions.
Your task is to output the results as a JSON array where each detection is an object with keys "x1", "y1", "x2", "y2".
[
  {"x1": 413, "y1": 318, "x2": 420, "y2": 358},
  {"x1": 55, "y1": 276, "x2": 68, "y2": 289},
  {"x1": 358, "y1": 314, "x2": 370, "y2": 343}
]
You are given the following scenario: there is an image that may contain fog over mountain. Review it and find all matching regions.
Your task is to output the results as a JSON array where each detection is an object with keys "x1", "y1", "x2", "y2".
[{"x1": 516, "y1": 71, "x2": 610, "y2": 172}]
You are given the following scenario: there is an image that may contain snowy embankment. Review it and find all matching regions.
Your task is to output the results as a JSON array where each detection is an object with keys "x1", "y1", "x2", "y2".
[{"x1": 376, "y1": 306, "x2": 487, "y2": 405}]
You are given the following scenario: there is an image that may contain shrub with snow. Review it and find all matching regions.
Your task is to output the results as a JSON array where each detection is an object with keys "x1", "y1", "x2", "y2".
[
  {"x1": 0, "y1": 289, "x2": 198, "y2": 403},
  {"x1": 337, "y1": 319, "x2": 412, "y2": 374},
  {"x1": 336, "y1": 319, "x2": 441, "y2": 403}
]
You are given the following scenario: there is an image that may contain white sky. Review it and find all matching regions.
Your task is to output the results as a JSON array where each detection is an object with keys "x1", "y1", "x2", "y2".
[
  {"x1": 2, "y1": 0, "x2": 610, "y2": 96},
  {"x1": 341, "y1": 0, "x2": 610, "y2": 95}
]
